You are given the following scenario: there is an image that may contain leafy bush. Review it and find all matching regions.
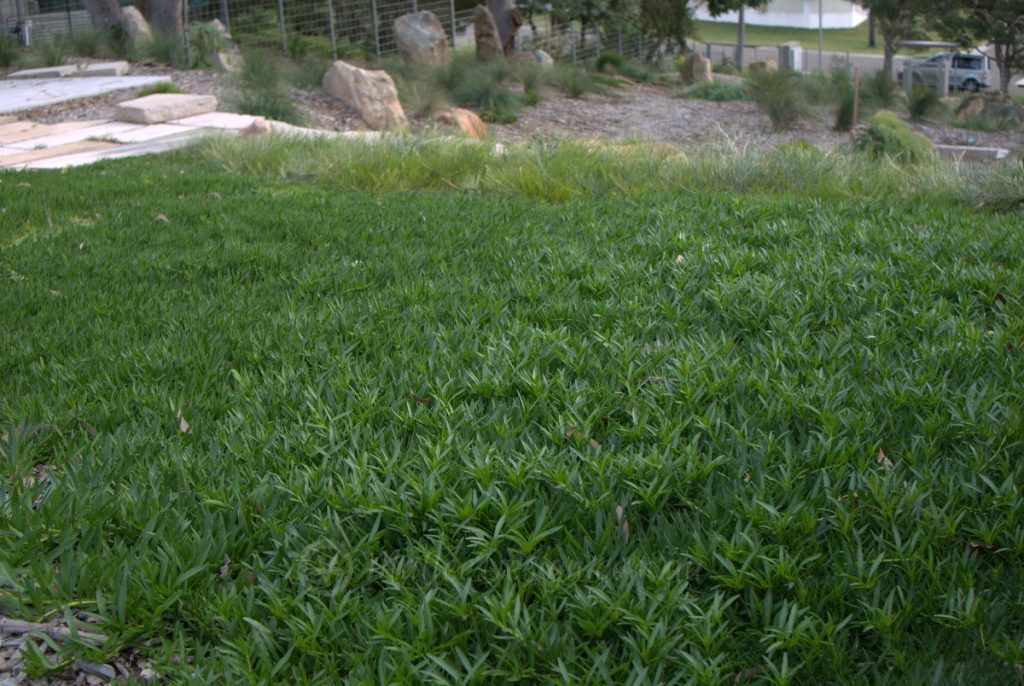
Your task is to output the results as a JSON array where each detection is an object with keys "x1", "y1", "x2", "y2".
[
  {"x1": 831, "y1": 70, "x2": 855, "y2": 131},
  {"x1": 188, "y1": 22, "x2": 227, "y2": 69},
  {"x1": 596, "y1": 51, "x2": 626, "y2": 73},
  {"x1": 677, "y1": 81, "x2": 747, "y2": 101},
  {"x1": 136, "y1": 81, "x2": 184, "y2": 97},
  {"x1": 746, "y1": 70, "x2": 807, "y2": 131},
  {"x1": 854, "y1": 111, "x2": 934, "y2": 165},
  {"x1": 0, "y1": 36, "x2": 19, "y2": 68},
  {"x1": 908, "y1": 85, "x2": 942, "y2": 120},
  {"x1": 227, "y1": 50, "x2": 305, "y2": 125},
  {"x1": 713, "y1": 56, "x2": 738, "y2": 75}
]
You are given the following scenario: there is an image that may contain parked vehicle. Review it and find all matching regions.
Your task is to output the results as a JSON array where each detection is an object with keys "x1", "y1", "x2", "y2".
[{"x1": 898, "y1": 51, "x2": 990, "y2": 92}]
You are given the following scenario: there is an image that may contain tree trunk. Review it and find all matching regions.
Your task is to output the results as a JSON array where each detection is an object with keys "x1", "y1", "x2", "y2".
[
  {"x1": 147, "y1": 0, "x2": 184, "y2": 37},
  {"x1": 735, "y1": 5, "x2": 745, "y2": 71},
  {"x1": 82, "y1": 0, "x2": 122, "y2": 31},
  {"x1": 868, "y1": 13, "x2": 876, "y2": 48},
  {"x1": 993, "y1": 42, "x2": 1011, "y2": 93},
  {"x1": 882, "y1": 35, "x2": 895, "y2": 80}
]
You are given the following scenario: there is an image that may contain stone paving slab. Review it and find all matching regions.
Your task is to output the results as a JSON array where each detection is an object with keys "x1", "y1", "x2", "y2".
[
  {"x1": 24, "y1": 134, "x2": 200, "y2": 169},
  {"x1": 169, "y1": 111, "x2": 256, "y2": 130},
  {"x1": 0, "y1": 120, "x2": 99, "y2": 145},
  {"x1": 0, "y1": 141, "x2": 121, "y2": 168},
  {"x1": 0, "y1": 76, "x2": 171, "y2": 114},
  {"x1": 8, "y1": 65, "x2": 78, "y2": 79},
  {"x1": 6, "y1": 121, "x2": 142, "y2": 150},
  {"x1": 110, "y1": 123, "x2": 199, "y2": 144},
  {"x1": 935, "y1": 144, "x2": 1010, "y2": 162},
  {"x1": 116, "y1": 94, "x2": 217, "y2": 124},
  {"x1": 69, "y1": 61, "x2": 131, "y2": 77}
]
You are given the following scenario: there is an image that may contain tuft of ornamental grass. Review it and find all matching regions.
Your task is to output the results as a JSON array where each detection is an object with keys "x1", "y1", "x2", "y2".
[
  {"x1": 0, "y1": 35, "x2": 20, "y2": 67},
  {"x1": 745, "y1": 70, "x2": 809, "y2": 131},
  {"x1": 677, "y1": 81, "x2": 748, "y2": 101},
  {"x1": 195, "y1": 133, "x2": 1022, "y2": 210},
  {"x1": 225, "y1": 50, "x2": 306, "y2": 126}
]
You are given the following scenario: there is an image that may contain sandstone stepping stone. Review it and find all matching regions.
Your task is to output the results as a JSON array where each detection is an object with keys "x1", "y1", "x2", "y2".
[
  {"x1": 25, "y1": 135, "x2": 197, "y2": 169},
  {"x1": 0, "y1": 120, "x2": 99, "y2": 145},
  {"x1": 8, "y1": 65, "x2": 77, "y2": 79},
  {"x1": 115, "y1": 94, "x2": 218, "y2": 125},
  {"x1": 170, "y1": 112, "x2": 261, "y2": 130},
  {"x1": 110, "y1": 123, "x2": 198, "y2": 144},
  {"x1": 6, "y1": 121, "x2": 141, "y2": 150},
  {"x1": 0, "y1": 140, "x2": 120, "y2": 168},
  {"x1": 70, "y1": 61, "x2": 131, "y2": 77}
]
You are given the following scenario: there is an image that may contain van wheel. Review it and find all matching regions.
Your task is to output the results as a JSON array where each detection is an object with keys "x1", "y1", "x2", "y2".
[{"x1": 964, "y1": 79, "x2": 980, "y2": 92}]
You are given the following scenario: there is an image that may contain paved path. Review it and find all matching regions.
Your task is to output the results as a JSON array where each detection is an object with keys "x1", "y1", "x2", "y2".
[
  {"x1": 0, "y1": 76, "x2": 173, "y2": 114},
  {"x1": 0, "y1": 113, "x2": 359, "y2": 170}
]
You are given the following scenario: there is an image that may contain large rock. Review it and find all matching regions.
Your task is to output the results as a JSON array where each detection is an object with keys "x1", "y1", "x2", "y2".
[
  {"x1": 435, "y1": 108, "x2": 487, "y2": 140},
  {"x1": 680, "y1": 53, "x2": 712, "y2": 85},
  {"x1": 393, "y1": 11, "x2": 451, "y2": 67},
  {"x1": 199, "y1": 19, "x2": 244, "y2": 72},
  {"x1": 956, "y1": 92, "x2": 1024, "y2": 129},
  {"x1": 473, "y1": 5, "x2": 503, "y2": 61},
  {"x1": 533, "y1": 49, "x2": 554, "y2": 69},
  {"x1": 323, "y1": 60, "x2": 408, "y2": 131},
  {"x1": 120, "y1": 6, "x2": 153, "y2": 51},
  {"x1": 747, "y1": 59, "x2": 778, "y2": 74},
  {"x1": 486, "y1": 0, "x2": 523, "y2": 55},
  {"x1": 115, "y1": 93, "x2": 218, "y2": 124}
]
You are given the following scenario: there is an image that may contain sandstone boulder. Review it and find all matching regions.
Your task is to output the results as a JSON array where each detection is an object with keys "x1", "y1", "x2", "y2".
[
  {"x1": 119, "y1": 6, "x2": 153, "y2": 51},
  {"x1": 473, "y1": 5, "x2": 503, "y2": 61},
  {"x1": 323, "y1": 60, "x2": 408, "y2": 131},
  {"x1": 680, "y1": 53, "x2": 712, "y2": 86},
  {"x1": 435, "y1": 108, "x2": 487, "y2": 140},
  {"x1": 533, "y1": 49, "x2": 554, "y2": 69},
  {"x1": 748, "y1": 60, "x2": 778, "y2": 74},
  {"x1": 201, "y1": 19, "x2": 244, "y2": 72},
  {"x1": 956, "y1": 92, "x2": 1023, "y2": 129},
  {"x1": 393, "y1": 11, "x2": 451, "y2": 66}
]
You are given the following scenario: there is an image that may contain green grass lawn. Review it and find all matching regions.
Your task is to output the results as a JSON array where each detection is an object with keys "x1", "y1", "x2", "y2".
[
  {"x1": 2, "y1": 142, "x2": 1024, "y2": 683},
  {"x1": 694, "y1": 19, "x2": 883, "y2": 56}
]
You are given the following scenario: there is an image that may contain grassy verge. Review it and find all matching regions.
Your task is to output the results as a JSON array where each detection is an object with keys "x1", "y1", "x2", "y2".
[
  {"x1": 1, "y1": 144, "x2": 1023, "y2": 683},
  {"x1": 694, "y1": 19, "x2": 883, "y2": 55}
]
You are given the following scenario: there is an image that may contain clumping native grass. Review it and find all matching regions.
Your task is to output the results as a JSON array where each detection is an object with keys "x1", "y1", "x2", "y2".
[
  {"x1": 0, "y1": 35, "x2": 19, "y2": 67},
  {"x1": 745, "y1": 70, "x2": 808, "y2": 131},
  {"x1": 908, "y1": 85, "x2": 943, "y2": 121},
  {"x1": 854, "y1": 110, "x2": 935, "y2": 165},
  {"x1": 136, "y1": 81, "x2": 184, "y2": 97},
  {"x1": 37, "y1": 37, "x2": 68, "y2": 67},
  {"x1": 67, "y1": 28, "x2": 103, "y2": 57},
  {"x1": 142, "y1": 30, "x2": 185, "y2": 67},
  {"x1": 226, "y1": 50, "x2": 305, "y2": 125},
  {"x1": 677, "y1": 81, "x2": 747, "y2": 101},
  {"x1": 188, "y1": 21, "x2": 227, "y2": 69},
  {"x1": 1, "y1": 142, "x2": 1022, "y2": 683},
  {"x1": 287, "y1": 57, "x2": 330, "y2": 92}
]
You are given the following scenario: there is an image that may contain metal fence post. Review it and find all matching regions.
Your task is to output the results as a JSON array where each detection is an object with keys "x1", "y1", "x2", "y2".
[
  {"x1": 326, "y1": 0, "x2": 338, "y2": 59},
  {"x1": 219, "y1": 0, "x2": 230, "y2": 34},
  {"x1": 277, "y1": 0, "x2": 287, "y2": 53},
  {"x1": 371, "y1": 0, "x2": 381, "y2": 56},
  {"x1": 448, "y1": 0, "x2": 456, "y2": 47},
  {"x1": 412, "y1": 0, "x2": 418, "y2": 12},
  {"x1": 571, "y1": 30, "x2": 576, "y2": 64}
]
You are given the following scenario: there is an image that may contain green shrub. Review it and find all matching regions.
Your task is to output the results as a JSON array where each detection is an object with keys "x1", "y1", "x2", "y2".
[
  {"x1": 832, "y1": 70, "x2": 855, "y2": 131},
  {"x1": 227, "y1": 50, "x2": 305, "y2": 125},
  {"x1": 188, "y1": 22, "x2": 227, "y2": 69},
  {"x1": 908, "y1": 85, "x2": 941, "y2": 121},
  {"x1": 746, "y1": 70, "x2": 807, "y2": 131},
  {"x1": 854, "y1": 110, "x2": 934, "y2": 165},
  {"x1": 38, "y1": 37, "x2": 69, "y2": 66},
  {"x1": 136, "y1": 81, "x2": 183, "y2": 97},
  {"x1": 713, "y1": 56, "x2": 738, "y2": 75},
  {"x1": 595, "y1": 51, "x2": 625, "y2": 73},
  {"x1": 0, "y1": 36, "x2": 19, "y2": 68},
  {"x1": 678, "y1": 81, "x2": 747, "y2": 101}
]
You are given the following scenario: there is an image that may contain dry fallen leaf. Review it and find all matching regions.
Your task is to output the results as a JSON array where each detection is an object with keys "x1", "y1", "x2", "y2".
[
  {"x1": 615, "y1": 505, "x2": 630, "y2": 543},
  {"x1": 209, "y1": 192, "x2": 222, "y2": 200},
  {"x1": 156, "y1": 214, "x2": 169, "y2": 223},
  {"x1": 219, "y1": 555, "x2": 231, "y2": 578},
  {"x1": 734, "y1": 666, "x2": 766, "y2": 684},
  {"x1": 48, "y1": 289, "x2": 61, "y2": 297},
  {"x1": 177, "y1": 410, "x2": 191, "y2": 434},
  {"x1": 876, "y1": 448, "x2": 894, "y2": 471},
  {"x1": 674, "y1": 254, "x2": 685, "y2": 263}
]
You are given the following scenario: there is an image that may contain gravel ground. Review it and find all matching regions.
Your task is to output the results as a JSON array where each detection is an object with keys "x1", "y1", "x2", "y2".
[{"x1": 7, "y1": 63, "x2": 1024, "y2": 153}]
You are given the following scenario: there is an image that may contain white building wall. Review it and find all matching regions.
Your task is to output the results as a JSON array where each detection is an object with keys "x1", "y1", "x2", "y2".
[{"x1": 694, "y1": 1, "x2": 869, "y2": 30}]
